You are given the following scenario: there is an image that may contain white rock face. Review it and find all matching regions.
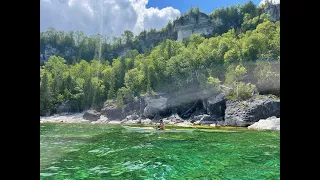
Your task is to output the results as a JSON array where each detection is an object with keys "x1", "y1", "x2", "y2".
[
  {"x1": 140, "y1": 119, "x2": 152, "y2": 124},
  {"x1": 248, "y1": 116, "x2": 280, "y2": 131},
  {"x1": 174, "y1": 12, "x2": 214, "y2": 42},
  {"x1": 108, "y1": 121, "x2": 122, "y2": 125},
  {"x1": 176, "y1": 122, "x2": 193, "y2": 127},
  {"x1": 177, "y1": 26, "x2": 213, "y2": 42},
  {"x1": 143, "y1": 95, "x2": 168, "y2": 118}
]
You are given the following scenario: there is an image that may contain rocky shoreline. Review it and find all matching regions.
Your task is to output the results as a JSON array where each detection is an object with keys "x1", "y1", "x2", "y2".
[{"x1": 41, "y1": 93, "x2": 280, "y2": 131}]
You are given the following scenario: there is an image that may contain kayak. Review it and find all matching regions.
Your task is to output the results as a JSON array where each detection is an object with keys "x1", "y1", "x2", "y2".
[{"x1": 122, "y1": 126, "x2": 195, "y2": 133}]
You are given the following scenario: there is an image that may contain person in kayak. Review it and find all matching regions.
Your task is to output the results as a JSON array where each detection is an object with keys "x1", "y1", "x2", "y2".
[{"x1": 157, "y1": 119, "x2": 165, "y2": 130}]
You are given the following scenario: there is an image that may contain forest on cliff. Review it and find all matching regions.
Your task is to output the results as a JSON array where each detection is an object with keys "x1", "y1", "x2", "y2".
[{"x1": 40, "y1": 1, "x2": 280, "y2": 114}]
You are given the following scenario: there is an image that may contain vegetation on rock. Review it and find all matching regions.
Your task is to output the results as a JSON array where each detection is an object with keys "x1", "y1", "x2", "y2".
[{"x1": 40, "y1": 1, "x2": 279, "y2": 115}]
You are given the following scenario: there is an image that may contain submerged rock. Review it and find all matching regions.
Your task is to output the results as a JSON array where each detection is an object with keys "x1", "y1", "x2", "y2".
[{"x1": 248, "y1": 116, "x2": 280, "y2": 131}]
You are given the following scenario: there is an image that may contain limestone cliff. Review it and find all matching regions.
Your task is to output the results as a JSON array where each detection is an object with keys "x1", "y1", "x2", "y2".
[
  {"x1": 174, "y1": 12, "x2": 214, "y2": 42},
  {"x1": 265, "y1": 3, "x2": 280, "y2": 21},
  {"x1": 40, "y1": 3, "x2": 280, "y2": 64}
]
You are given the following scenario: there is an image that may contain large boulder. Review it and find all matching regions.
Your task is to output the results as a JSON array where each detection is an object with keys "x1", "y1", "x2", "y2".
[
  {"x1": 124, "y1": 99, "x2": 141, "y2": 115},
  {"x1": 101, "y1": 100, "x2": 123, "y2": 120},
  {"x1": 205, "y1": 93, "x2": 226, "y2": 120},
  {"x1": 83, "y1": 110, "x2": 101, "y2": 121},
  {"x1": 143, "y1": 93, "x2": 168, "y2": 118},
  {"x1": 91, "y1": 115, "x2": 108, "y2": 124},
  {"x1": 248, "y1": 116, "x2": 280, "y2": 131},
  {"x1": 224, "y1": 96, "x2": 280, "y2": 126}
]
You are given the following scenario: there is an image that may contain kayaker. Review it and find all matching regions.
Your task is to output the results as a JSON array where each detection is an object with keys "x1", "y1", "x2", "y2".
[{"x1": 157, "y1": 119, "x2": 165, "y2": 130}]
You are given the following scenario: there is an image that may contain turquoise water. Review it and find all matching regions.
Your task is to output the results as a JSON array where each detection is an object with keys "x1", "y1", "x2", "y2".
[{"x1": 40, "y1": 123, "x2": 280, "y2": 179}]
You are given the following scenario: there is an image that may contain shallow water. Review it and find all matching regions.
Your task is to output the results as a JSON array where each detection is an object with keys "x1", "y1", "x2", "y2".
[{"x1": 40, "y1": 123, "x2": 280, "y2": 179}]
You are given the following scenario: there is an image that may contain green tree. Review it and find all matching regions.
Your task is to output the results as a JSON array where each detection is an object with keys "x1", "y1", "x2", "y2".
[
  {"x1": 124, "y1": 68, "x2": 144, "y2": 96},
  {"x1": 254, "y1": 61, "x2": 280, "y2": 95},
  {"x1": 122, "y1": 30, "x2": 134, "y2": 48},
  {"x1": 40, "y1": 72, "x2": 52, "y2": 112},
  {"x1": 224, "y1": 65, "x2": 253, "y2": 99}
]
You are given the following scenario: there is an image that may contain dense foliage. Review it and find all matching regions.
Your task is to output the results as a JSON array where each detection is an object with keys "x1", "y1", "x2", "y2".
[
  {"x1": 40, "y1": 1, "x2": 279, "y2": 115},
  {"x1": 40, "y1": 1, "x2": 273, "y2": 64}
]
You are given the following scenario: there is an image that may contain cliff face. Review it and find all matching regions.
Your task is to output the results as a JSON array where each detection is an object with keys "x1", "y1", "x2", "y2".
[
  {"x1": 40, "y1": 4, "x2": 280, "y2": 64},
  {"x1": 265, "y1": 3, "x2": 280, "y2": 21},
  {"x1": 174, "y1": 12, "x2": 214, "y2": 42},
  {"x1": 174, "y1": 3, "x2": 280, "y2": 42},
  {"x1": 40, "y1": 45, "x2": 74, "y2": 63}
]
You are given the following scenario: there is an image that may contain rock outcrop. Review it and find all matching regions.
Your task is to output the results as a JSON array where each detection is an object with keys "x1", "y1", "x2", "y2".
[
  {"x1": 162, "y1": 113, "x2": 184, "y2": 124},
  {"x1": 143, "y1": 93, "x2": 169, "y2": 118},
  {"x1": 43, "y1": 89, "x2": 280, "y2": 129},
  {"x1": 205, "y1": 93, "x2": 226, "y2": 120},
  {"x1": 40, "y1": 3, "x2": 280, "y2": 65},
  {"x1": 264, "y1": 3, "x2": 280, "y2": 22},
  {"x1": 83, "y1": 110, "x2": 101, "y2": 121},
  {"x1": 193, "y1": 114, "x2": 214, "y2": 125},
  {"x1": 248, "y1": 116, "x2": 280, "y2": 131},
  {"x1": 124, "y1": 99, "x2": 141, "y2": 116},
  {"x1": 224, "y1": 96, "x2": 280, "y2": 126},
  {"x1": 100, "y1": 100, "x2": 123, "y2": 120},
  {"x1": 91, "y1": 115, "x2": 108, "y2": 124},
  {"x1": 174, "y1": 12, "x2": 214, "y2": 42}
]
